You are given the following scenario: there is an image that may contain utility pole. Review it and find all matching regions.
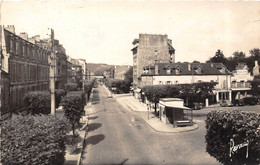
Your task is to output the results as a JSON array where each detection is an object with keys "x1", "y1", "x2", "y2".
[{"x1": 50, "y1": 29, "x2": 56, "y2": 115}]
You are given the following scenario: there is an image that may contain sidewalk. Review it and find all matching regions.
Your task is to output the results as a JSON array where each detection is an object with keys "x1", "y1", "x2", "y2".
[
  {"x1": 64, "y1": 91, "x2": 93, "y2": 165},
  {"x1": 103, "y1": 87, "x2": 199, "y2": 133}
]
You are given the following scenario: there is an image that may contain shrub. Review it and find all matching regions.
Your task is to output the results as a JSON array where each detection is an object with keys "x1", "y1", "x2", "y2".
[
  {"x1": 0, "y1": 114, "x2": 68, "y2": 165},
  {"x1": 65, "y1": 83, "x2": 79, "y2": 92},
  {"x1": 205, "y1": 110, "x2": 260, "y2": 164},
  {"x1": 61, "y1": 91, "x2": 85, "y2": 136},
  {"x1": 55, "y1": 89, "x2": 66, "y2": 108},
  {"x1": 24, "y1": 91, "x2": 51, "y2": 115}
]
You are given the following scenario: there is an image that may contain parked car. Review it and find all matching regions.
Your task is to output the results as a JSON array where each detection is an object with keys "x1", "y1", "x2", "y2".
[
  {"x1": 232, "y1": 99, "x2": 245, "y2": 106},
  {"x1": 192, "y1": 102, "x2": 204, "y2": 110},
  {"x1": 243, "y1": 97, "x2": 258, "y2": 105},
  {"x1": 220, "y1": 100, "x2": 233, "y2": 107}
]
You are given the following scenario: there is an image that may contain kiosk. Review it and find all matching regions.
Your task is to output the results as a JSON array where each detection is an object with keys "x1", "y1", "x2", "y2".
[{"x1": 158, "y1": 98, "x2": 193, "y2": 127}]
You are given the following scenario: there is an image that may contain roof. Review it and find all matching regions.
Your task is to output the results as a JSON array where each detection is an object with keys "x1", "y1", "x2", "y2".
[
  {"x1": 142, "y1": 62, "x2": 230, "y2": 76},
  {"x1": 159, "y1": 98, "x2": 190, "y2": 110},
  {"x1": 235, "y1": 63, "x2": 248, "y2": 70}
]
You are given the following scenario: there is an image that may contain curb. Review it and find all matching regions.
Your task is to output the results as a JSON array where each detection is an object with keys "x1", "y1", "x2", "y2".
[
  {"x1": 143, "y1": 118, "x2": 199, "y2": 133},
  {"x1": 76, "y1": 90, "x2": 93, "y2": 165},
  {"x1": 115, "y1": 96, "x2": 199, "y2": 133},
  {"x1": 77, "y1": 117, "x2": 88, "y2": 165}
]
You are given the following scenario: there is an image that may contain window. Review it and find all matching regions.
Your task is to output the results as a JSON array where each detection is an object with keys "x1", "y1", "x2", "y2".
[
  {"x1": 196, "y1": 67, "x2": 202, "y2": 74},
  {"x1": 176, "y1": 67, "x2": 180, "y2": 74},
  {"x1": 10, "y1": 39, "x2": 14, "y2": 53},
  {"x1": 166, "y1": 66, "x2": 171, "y2": 74},
  {"x1": 167, "y1": 81, "x2": 171, "y2": 85},
  {"x1": 175, "y1": 81, "x2": 178, "y2": 84},
  {"x1": 231, "y1": 81, "x2": 236, "y2": 88},
  {"x1": 159, "y1": 81, "x2": 162, "y2": 85}
]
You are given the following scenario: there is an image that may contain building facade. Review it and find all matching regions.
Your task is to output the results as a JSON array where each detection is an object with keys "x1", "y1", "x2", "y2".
[
  {"x1": 114, "y1": 65, "x2": 132, "y2": 80},
  {"x1": 37, "y1": 38, "x2": 67, "y2": 89},
  {"x1": 131, "y1": 34, "x2": 175, "y2": 87},
  {"x1": 1, "y1": 26, "x2": 50, "y2": 114},
  {"x1": 141, "y1": 62, "x2": 232, "y2": 103},
  {"x1": 231, "y1": 63, "x2": 254, "y2": 100}
]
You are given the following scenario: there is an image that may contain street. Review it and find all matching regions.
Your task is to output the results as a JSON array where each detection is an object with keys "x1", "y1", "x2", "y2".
[{"x1": 81, "y1": 85, "x2": 220, "y2": 165}]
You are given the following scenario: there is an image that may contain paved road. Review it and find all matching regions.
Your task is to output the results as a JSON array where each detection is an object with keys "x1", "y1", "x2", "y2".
[{"x1": 81, "y1": 85, "x2": 220, "y2": 165}]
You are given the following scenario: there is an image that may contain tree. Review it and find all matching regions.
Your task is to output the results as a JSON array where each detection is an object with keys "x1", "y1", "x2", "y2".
[
  {"x1": 207, "y1": 49, "x2": 227, "y2": 65},
  {"x1": 251, "y1": 75, "x2": 260, "y2": 97},
  {"x1": 249, "y1": 48, "x2": 260, "y2": 59},
  {"x1": 232, "y1": 51, "x2": 246, "y2": 61},
  {"x1": 124, "y1": 66, "x2": 133, "y2": 84},
  {"x1": 61, "y1": 91, "x2": 85, "y2": 136}
]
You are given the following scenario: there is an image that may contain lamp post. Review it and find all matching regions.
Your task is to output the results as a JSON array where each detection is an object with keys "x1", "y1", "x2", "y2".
[{"x1": 49, "y1": 28, "x2": 56, "y2": 115}]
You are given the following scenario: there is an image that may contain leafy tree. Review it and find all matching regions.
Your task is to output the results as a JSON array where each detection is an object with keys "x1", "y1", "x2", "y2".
[
  {"x1": 251, "y1": 75, "x2": 260, "y2": 97},
  {"x1": 232, "y1": 51, "x2": 246, "y2": 61},
  {"x1": 124, "y1": 66, "x2": 133, "y2": 84},
  {"x1": 207, "y1": 49, "x2": 227, "y2": 64},
  {"x1": 61, "y1": 91, "x2": 85, "y2": 136},
  {"x1": 249, "y1": 48, "x2": 260, "y2": 59}
]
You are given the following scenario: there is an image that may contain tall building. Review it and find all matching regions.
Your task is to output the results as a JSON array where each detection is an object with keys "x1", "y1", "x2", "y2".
[
  {"x1": 131, "y1": 34, "x2": 175, "y2": 87},
  {"x1": 37, "y1": 38, "x2": 67, "y2": 89},
  {"x1": 0, "y1": 26, "x2": 50, "y2": 116}
]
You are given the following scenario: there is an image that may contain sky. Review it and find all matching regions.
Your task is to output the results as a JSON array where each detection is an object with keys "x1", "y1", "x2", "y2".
[{"x1": 1, "y1": 1, "x2": 260, "y2": 65}]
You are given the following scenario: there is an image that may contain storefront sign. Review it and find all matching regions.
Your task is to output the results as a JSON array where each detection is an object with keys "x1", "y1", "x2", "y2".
[{"x1": 230, "y1": 138, "x2": 249, "y2": 158}]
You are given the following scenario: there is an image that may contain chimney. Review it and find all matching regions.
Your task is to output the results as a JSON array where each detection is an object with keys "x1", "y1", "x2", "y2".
[
  {"x1": 33, "y1": 35, "x2": 40, "y2": 42},
  {"x1": 28, "y1": 37, "x2": 35, "y2": 44},
  {"x1": 5, "y1": 25, "x2": 15, "y2": 34},
  {"x1": 253, "y1": 60, "x2": 260, "y2": 76},
  {"x1": 188, "y1": 64, "x2": 191, "y2": 71},
  {"x1": 155, "y1": 64, "x2": 159, "y2": 75},
  {"x1": 19, "y1": 32, "x2": 28, "y2": 40}
]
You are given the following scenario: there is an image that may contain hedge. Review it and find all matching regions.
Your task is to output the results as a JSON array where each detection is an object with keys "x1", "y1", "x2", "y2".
[
  {"x1": 0, "y1": 114, "x2": 68, "y2": 165},
  {"x1": 55, "y1": 89, "x2": 66, "y2": 108},
  {"x1": 205, "y1": 110, "x2": 260, "y2": 164},
  {"x1": 65, "y1": 83, "x2": 79, "y2": 92},
  {"x1": 24, "y1": 91, "x2": 51, "y2": 115},
  {"x1": 61, "y1": 91, "x2": 85, "y2": 136}
]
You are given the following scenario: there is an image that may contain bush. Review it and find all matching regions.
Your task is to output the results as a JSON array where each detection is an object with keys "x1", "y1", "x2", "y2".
[
  {"x1": 55, "y1": 89, "x2": 66, "y2": 108},
  {"x1": 205, "y1": 110, "x2": 260, "y2": 164},
  {"x1": 61, "y1": 91, "x2": 85, "y2": 136},
  {"x1": 65, "y1": 83, "x2": 79, "y2": 92},
  {"x1": 24, "y1": 91, "x2": 51, "y2": 115},
  {"x1": 243, "y1": 97, "x2": 258, "y2": 105},
  {"x1": 0, "y1": 114, "x2": 68, "y2": 165}
]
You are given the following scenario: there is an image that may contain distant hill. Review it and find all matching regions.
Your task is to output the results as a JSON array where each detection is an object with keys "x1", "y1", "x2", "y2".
[{"x1": 87, "y1": 63, "x2": 131, "y2": 76}]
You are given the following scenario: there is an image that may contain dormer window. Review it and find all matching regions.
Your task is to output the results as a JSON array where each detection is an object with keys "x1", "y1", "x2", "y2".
[
  {"x1": 195, "y1": 66, "x2": 202, "y2": 74},
  {"x1": 175, "y1": 66, "x2": 180, "y2": 75},
  {"x1": 166, "y1": 66, "x2": 171, "y2": 74}
]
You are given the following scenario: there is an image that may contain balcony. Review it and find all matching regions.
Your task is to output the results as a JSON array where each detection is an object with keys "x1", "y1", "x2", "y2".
[{"x1": 231, "y1": 82, "x2": 251, "y2": 89}]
